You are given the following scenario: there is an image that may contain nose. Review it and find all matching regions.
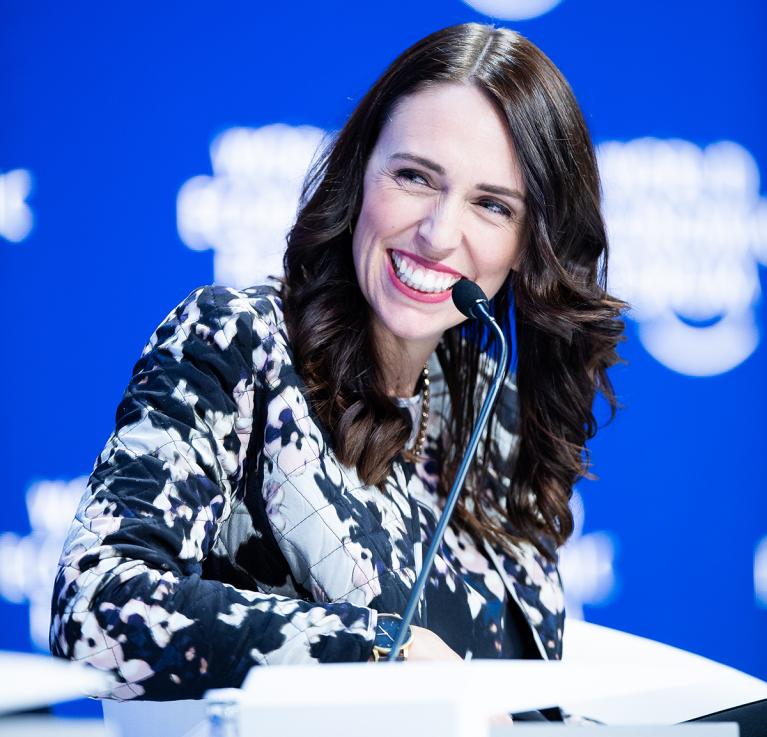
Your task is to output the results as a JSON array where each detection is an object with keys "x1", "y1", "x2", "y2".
[{"x1": 415, "y1": 195, "x2": 464, "y2": 257}]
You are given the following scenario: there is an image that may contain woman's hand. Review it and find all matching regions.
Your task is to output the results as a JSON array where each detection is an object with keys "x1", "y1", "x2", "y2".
[{"x1": 407, "y1": 625, "x2": 463, "y2": 662}]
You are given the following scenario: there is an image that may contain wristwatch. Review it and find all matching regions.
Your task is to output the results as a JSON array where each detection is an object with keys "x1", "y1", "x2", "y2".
[{"x1": 370, "y1": 613, "x2": 414, "y2": 662}]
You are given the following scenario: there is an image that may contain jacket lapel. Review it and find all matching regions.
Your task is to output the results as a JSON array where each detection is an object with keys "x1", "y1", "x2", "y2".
[{"x1": 483, "y1": 536, "x2": 564, "y2": 660}]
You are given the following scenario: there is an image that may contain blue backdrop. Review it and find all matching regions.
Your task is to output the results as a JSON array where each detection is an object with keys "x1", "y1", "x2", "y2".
[{"x1": 1, "y1": 0, "x2": 765, "y2": 715}]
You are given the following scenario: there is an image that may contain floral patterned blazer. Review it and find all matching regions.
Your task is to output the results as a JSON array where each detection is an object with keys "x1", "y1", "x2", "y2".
[{"x1": 49, "y1": 284, "x2": 565, "y2": 701}]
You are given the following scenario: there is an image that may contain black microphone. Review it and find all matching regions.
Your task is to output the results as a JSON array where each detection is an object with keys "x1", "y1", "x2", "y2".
[
  {"x1": 451, "y1": 278, "x2": 493, "y2": 322},
  {"x1": 387, "y1": 279, "x2": 509, "y2": 660}
]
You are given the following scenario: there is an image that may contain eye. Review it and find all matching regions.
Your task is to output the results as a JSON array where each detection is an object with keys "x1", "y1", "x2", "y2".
[
  {"x1": 392, "y1": 168, "x2": 431, "y2": 187},
  {"x1": 477, "y1": 198, "x2": 514, "y2": 220}
]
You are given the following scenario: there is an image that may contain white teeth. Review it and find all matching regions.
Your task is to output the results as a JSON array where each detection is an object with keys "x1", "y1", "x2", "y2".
[{"x1": 390, "y1": 251, "x2": 460, "y2": 294}]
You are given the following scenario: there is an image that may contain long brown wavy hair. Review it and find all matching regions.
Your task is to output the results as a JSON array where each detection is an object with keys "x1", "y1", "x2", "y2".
[{"x1": 281, "y1": 23, "x2": 627, "y2": 561}]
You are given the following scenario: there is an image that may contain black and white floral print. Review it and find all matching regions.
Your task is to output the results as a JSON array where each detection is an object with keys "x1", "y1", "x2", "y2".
[{"x1": 50, "y1": 284, "x2": 565, "y2": 701}]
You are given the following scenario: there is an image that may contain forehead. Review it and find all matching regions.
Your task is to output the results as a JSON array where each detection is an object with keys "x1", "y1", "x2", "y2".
[{"x1": 375, "y1": 83, "x2": 524, "y2": 189}]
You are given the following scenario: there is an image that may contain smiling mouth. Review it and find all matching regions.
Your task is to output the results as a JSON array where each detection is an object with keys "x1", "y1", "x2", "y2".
[{"x1": 389, "y1": 250, "x2": 462, "y2": 294}]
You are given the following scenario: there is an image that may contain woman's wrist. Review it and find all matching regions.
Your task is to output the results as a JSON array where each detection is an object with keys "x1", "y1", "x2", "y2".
[{"x1": 370, "y1": 612, "x2": 414, "y2": 662}]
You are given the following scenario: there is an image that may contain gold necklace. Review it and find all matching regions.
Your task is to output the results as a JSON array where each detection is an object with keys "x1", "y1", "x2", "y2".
[{"x1": 412, "y1": 363, "x2": 430, "y2": 458}]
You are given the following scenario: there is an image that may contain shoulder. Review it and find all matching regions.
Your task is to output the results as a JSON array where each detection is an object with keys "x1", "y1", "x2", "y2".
[
  {"x1": 144, "y1": 282, "x2": 287, "y2": 351},
  {"x1": 172, "y1": 282, "x2": 285, "y2": 326},
  {"x1": 136, "y1": 282, "x2": 293, "y2": 391}
]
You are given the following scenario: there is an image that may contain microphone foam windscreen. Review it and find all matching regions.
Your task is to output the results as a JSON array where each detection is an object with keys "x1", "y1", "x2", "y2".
[{"x1": 451, "y1": 278, "x2": 488, "y2": 317}]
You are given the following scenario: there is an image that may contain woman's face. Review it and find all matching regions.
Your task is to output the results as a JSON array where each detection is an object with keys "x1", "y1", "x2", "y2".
[{"x1": 352, "y1": 82, "x2": 527, "y2": 356}]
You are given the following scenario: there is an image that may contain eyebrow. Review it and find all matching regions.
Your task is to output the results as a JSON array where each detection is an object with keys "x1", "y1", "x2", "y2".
[{"x1": 388, "y1": 152, "x2": 526, "y2": 203}]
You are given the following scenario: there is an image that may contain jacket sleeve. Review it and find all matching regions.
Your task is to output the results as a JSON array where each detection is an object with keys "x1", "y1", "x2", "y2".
[{"x1": 49, "y1": 285, "x2": 376, "y2": 701}]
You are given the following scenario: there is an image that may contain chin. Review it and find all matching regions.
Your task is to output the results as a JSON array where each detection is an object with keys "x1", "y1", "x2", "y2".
[{"x1": 375, "y1": 306, "x2": 455, "y2": 345}]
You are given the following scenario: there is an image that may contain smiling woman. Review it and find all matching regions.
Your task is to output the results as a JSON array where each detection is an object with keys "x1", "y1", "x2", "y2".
[
  {"x1": 50, "y1": 22, "x2": 626, "y2": 717},
  {"x1": 352, "y1": 83, "x2": 526, "y2": 395},
  {"x1": 283, "y1": 23, "x2": 627, "y2": 554}
]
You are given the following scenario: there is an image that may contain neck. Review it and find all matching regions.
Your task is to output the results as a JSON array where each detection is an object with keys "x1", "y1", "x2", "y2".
[{"x1": 372, "y1": 322, "x2": 438, "y2": 398}]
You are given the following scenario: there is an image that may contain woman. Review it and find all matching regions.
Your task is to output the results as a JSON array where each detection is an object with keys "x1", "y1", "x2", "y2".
[{"x1": 50, "y1": 22, "x2": 625, "y2": 706}]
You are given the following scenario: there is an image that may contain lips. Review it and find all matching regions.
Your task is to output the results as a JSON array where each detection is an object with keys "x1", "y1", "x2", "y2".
[
  {"x1": 389, "y1": 250, "x2": 463, "y2": 291},
  {"x1": 392, "y1": 249, "x2": 463, "y2": 278},
  {"x1": 385, "y1": 249, "x2": 463, "y2": 304}
]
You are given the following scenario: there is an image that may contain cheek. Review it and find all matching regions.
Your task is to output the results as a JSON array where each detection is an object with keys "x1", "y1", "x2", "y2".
[
  {"x1": 352, "y1": 194, "x2": 396, "y2": 288},
  {"x1": 474, "y1": 235, "x2": 520, "y2": 297},
  {"x1": 484, "y1": 272, "x2": 511, "y2": 300},
  {"x1": 358, "y1": 185, "x2": 424, "y2": 239}
]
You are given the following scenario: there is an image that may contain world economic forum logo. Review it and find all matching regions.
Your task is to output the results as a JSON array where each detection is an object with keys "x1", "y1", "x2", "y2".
[
  {"x1": 756, "y1": 535, "x2": 767, "y2": 609},
  {"x1": 177, "y1": 124, "x2": 326, "y2": 287},
  {"x1": 460, "y1": 0, "x2": 563, "y2": 20},
  {"x1": 0, "y1": 168, "x2": 34, "y2": 243},
  {"x1": 599, "y1": 139, "x2": 767, "y2": 377},
  {"x1": 0, "y1": 477, "x2": 88, "y2": 650},
  {"x1": 558, "y1": 490, "x2": 617, "y2": 619}
]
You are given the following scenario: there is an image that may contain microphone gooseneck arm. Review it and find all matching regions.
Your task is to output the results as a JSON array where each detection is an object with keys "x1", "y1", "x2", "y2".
[{"x1": 387, "y1": 280, "x2": 509, "y2": 661}]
